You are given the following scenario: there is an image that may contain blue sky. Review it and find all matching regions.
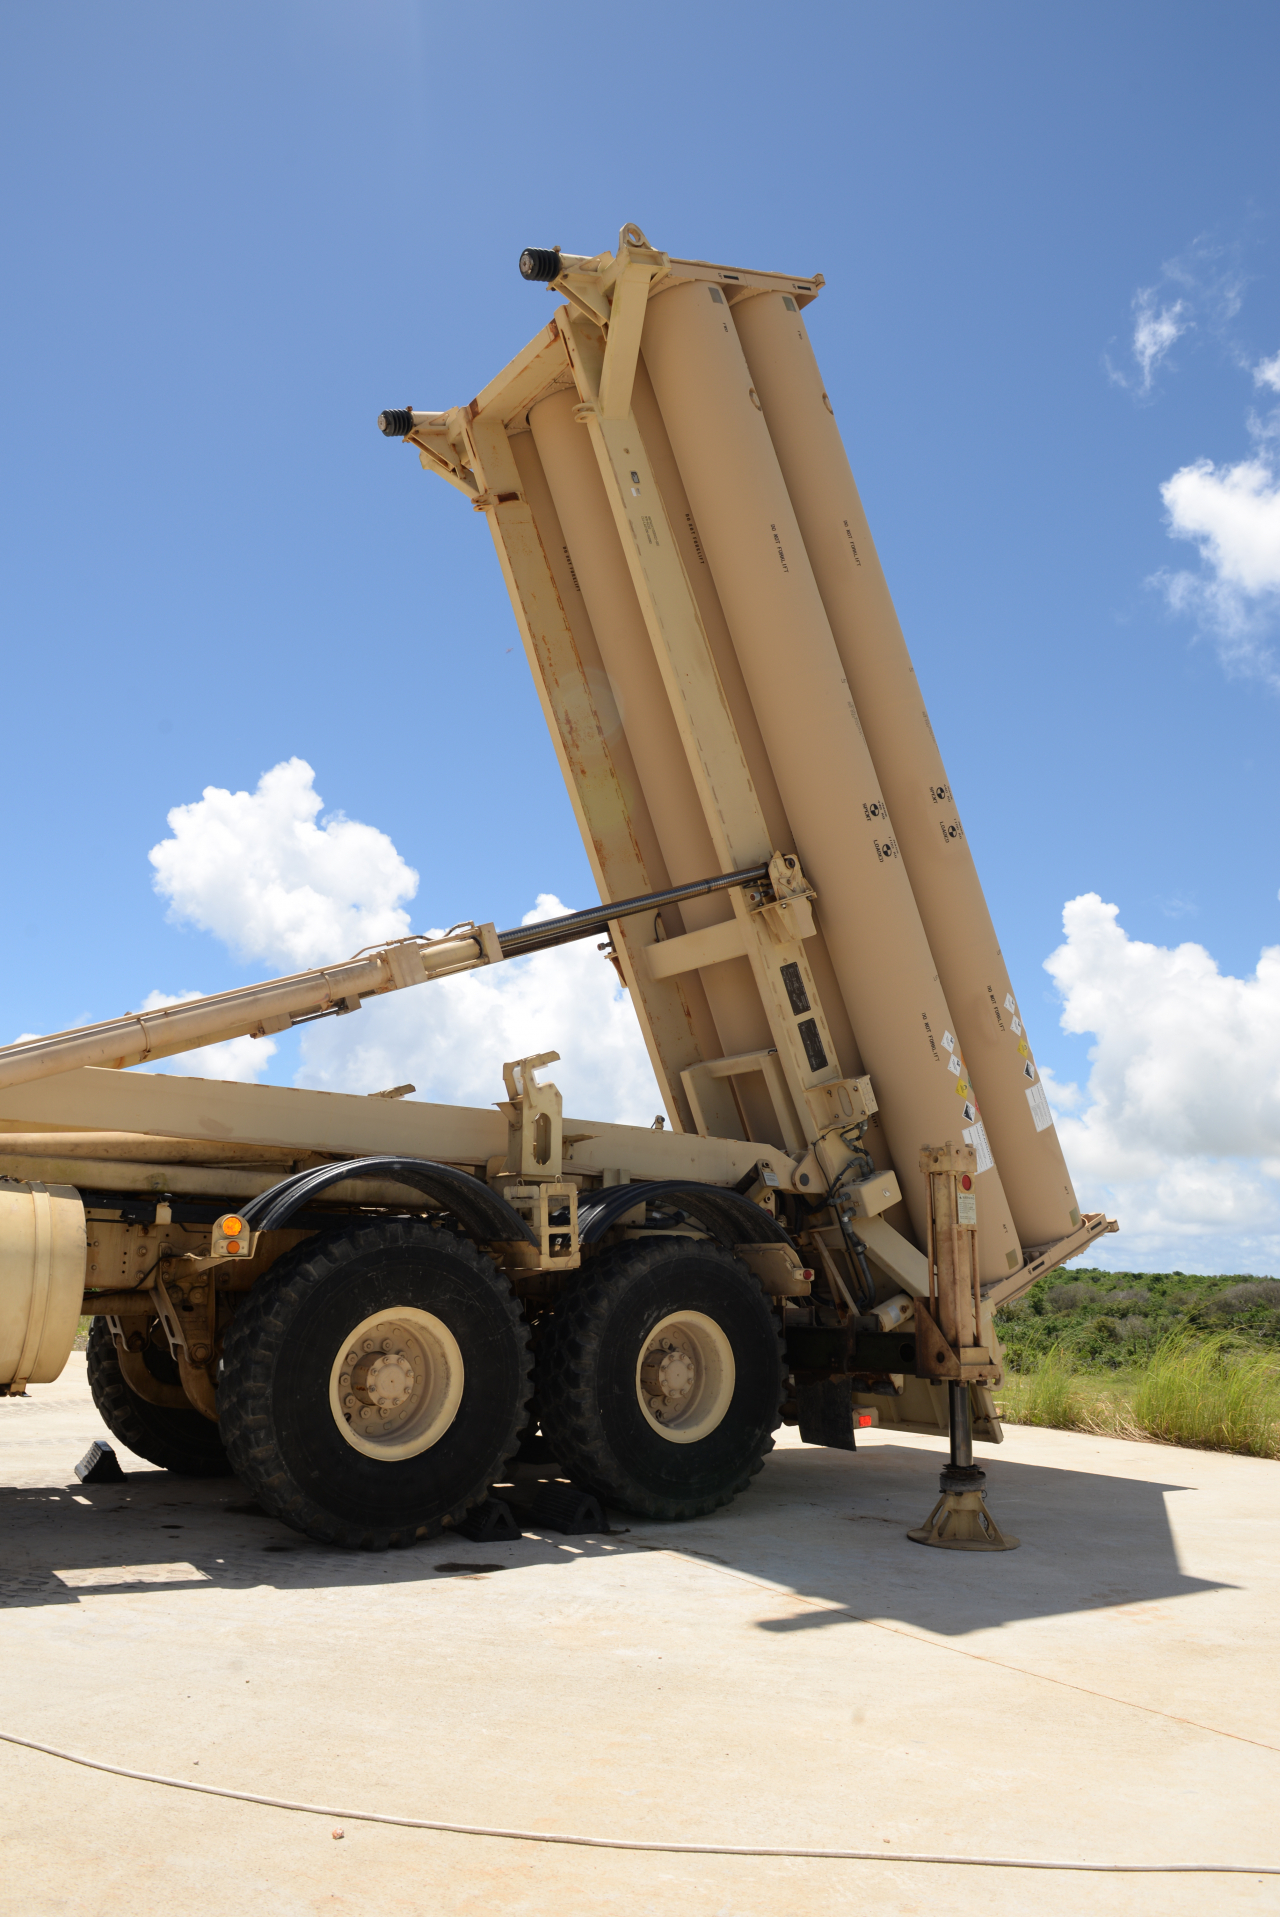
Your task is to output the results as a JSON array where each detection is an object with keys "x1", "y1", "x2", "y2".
[{"x1": 3, "y1": 3, "x2": 1278, "y2": 1270}]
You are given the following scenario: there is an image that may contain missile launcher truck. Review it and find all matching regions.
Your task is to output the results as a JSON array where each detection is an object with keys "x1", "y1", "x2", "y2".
[{"x1": 0, "y1": 226, "x2": 1115, "y2": 1549}]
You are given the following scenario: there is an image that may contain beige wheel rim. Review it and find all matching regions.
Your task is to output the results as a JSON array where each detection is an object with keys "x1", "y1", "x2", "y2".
[
  {"x1": 328, "y1": 1308, "x2": 464, "y2": 1461},
  {"x1": 635, "y1": 1310, "x2": 735, "y2": 1444}
]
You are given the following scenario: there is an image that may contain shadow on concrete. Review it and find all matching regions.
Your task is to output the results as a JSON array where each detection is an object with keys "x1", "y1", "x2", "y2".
[
  {"x1": 622, "y1": 1438, "x2": 1230, "y2": 1637},
  {"x1": 0, "y1": 1472, "x2": 634, "y2": 1609},
  {"x1": 0, "y1": 1432, "x2": 1229, "y2": 1631}
]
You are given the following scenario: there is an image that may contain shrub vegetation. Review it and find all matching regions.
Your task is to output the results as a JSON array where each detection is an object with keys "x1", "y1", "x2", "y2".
[
  {"x1": 993, "y1": 1269, "x2": 1280, "y2": 1458},
  {"x1": 995, "y1": 1266, "x2": 1280, "y2": 1372}
]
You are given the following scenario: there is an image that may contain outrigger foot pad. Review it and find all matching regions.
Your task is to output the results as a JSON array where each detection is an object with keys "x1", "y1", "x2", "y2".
[{"x1": 908, "y1": 1465, "x2": 1018, "y2": 1551}]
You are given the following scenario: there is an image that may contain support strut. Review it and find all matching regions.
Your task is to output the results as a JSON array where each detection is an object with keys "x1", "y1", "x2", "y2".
[
  {"x1": 907, "y1": 1142, "x2": 1018, "y2": 1550},
  {"x1": 907, "y1": 1380, "x2": 1019, "y2": 1551}
]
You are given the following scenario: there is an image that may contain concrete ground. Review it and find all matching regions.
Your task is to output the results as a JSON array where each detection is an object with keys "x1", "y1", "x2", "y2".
[{"x1": 0, "y1": 1357, "x2": 1277, "y2": 1916}]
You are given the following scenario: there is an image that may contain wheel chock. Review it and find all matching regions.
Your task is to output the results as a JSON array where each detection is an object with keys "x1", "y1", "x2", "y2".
[
  {"x1": 532, "y1": 1483, "x2": 608, "y2": 1535},
  {"x1": 456, "y1": 1497, "x2": 522, "y2": 1543},
  {"x1": 75, "y1": 1441, "x2": 127, "y2": 1485}
]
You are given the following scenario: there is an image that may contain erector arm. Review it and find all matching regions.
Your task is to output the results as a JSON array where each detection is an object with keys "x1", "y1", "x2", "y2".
[{"x1": 0, "y1": 863, "x2": 769, "y2": 1093}]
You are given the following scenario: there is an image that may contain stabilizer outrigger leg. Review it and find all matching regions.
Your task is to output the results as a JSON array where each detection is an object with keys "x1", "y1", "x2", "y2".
[
  {"x1": 906, "y1": 1142, "x2": 1019, "y2": 1551},
  {"x1": 909, "y1": 1379, "x2": 1018, "y2": 1550}
]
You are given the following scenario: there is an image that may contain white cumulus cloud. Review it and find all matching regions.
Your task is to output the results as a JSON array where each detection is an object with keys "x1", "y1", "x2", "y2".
[
  {"x1": 1043, "y1": 894, "x2": 1280, "y2": 1272},
  {"x1": 1254, "y1": 349, "x2": 1280, "y2": 396},
  {"x1": 1162, "y1": 456, "x2": 1280, "y2": 601},
  {"x1": 296, "y1": 893, "x2": 664, "y2": 1125},
  {"x1": 143, "y1": 759, "x2": 663, "y2": 1122},
  {"x1": 1155, "y1": 453, "x2": 1280, "y2": 684},
  {"x1": 149, "y1": 758, "x2": 418, "y2": 969}
]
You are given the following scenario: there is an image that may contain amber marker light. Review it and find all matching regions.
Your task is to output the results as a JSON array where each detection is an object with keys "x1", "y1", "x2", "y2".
[{"x1": 216, "y1": 1214, "x2": 247, "y2": 1254}]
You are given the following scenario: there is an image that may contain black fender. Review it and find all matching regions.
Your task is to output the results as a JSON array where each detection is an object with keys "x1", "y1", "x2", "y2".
[
  {"x1": 575, "y1": 1179, "x2": 794, "y2": 1248},
  {"x1": 236, "y1": 1156, "x2": 537, "y2": 1245}
]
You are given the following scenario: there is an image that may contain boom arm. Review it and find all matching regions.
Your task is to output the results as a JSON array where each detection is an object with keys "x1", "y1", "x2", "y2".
[{"x1": 0, "y1": 864, "x2": 769, "y2": 1094}]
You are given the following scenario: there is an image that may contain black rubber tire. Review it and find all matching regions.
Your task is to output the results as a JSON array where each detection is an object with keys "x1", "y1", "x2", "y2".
[
  {"x1": 85, "y1": 1318, "x2": 233, "y2": 1478},
  {"x1": 537, "y1": 1239, "x2": 785, "y2": 1521},
  {"x1": 219, "y1": 1221, "x2": 532, "y2": 1549}
]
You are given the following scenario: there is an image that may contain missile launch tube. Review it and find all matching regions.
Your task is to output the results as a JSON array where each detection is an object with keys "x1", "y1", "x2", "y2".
[
  {"x1": 640, "y1": 279, "x2": 1024, "y2": 1280},
  {"x1": 731, "y1": 290, "x2": 1080, "y2": 1245},
  {"x1": 527, "y1": 389, "x2": 784, "y2": 1146},
  {"x1": 627, "y1": 363, "x2": 867, "y2": 1097}
]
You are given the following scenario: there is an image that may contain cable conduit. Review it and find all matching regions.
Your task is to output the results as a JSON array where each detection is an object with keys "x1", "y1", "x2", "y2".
[{"x1": 0, "y1": 1731, "x2": 1273, "y2": 1874}]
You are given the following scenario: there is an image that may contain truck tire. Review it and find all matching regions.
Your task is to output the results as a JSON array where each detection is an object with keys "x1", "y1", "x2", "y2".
[
  {"x1": 219, "y1": 1220, "x2": 532, "y2": 1549},
  {"x1": 537, "y1": 1238, "x2": 785, "y2": 1521},
  {"x1": 85, "y1": 1318, "x2": 232, "y2": 1478}
]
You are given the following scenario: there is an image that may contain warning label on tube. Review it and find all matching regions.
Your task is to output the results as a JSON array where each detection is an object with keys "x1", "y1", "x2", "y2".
[
  {"x1": 1026, "y1": 1083, "x2": 1053, "y2": 1132},
  {"x1": 962, "y1": 1121, "x2": 994, "y2": 1174}
]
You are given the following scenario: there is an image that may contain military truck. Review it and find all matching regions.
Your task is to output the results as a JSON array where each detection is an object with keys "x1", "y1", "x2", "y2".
[{"x1": 0, "y1": 225, "x2": 1114, "y2": 1549}]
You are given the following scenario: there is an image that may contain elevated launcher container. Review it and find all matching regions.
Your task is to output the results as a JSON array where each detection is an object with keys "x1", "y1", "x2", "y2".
[{"x1": 0, "y1": 226, "x2": 1114, "y2": 1549}]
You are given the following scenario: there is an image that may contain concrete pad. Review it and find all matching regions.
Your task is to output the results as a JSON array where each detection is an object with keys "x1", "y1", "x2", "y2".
[{"x1": 1, "y1": 1355, "x2": 1277, "y2": 1914}]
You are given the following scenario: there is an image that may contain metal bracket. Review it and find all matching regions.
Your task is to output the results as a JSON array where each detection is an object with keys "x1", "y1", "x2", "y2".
[
  {"x1": 598, "y1": 226, "x2": 669, "y2": 420},
  {"x1": 403, "y1": 408, "x2": 479, "y2": 498},
  {"x1": 501, "y1": 1182, "x2": 580, "y2": 1272},
  {"x1": 981, "y1": 1210, "x2": 1119, "y2": 1310},
  {"x1": 499, "y1": 1052, "x2": 565, "y2": 1181},
  {"x1": 681, "y1": 1049, "x2": 804, "y2": 1155}
]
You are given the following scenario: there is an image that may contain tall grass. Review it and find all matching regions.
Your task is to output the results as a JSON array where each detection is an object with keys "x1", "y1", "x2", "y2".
[
  {"x1": 998, "y1": 1346, "x2": 1084, "y2": 1428},
  {"x1": 1129, "y1": 1335, "x2": 1280, "y2": 1458},
  {"x1": 999, "y1": 1334, "x2": 1280, "y2": 1458}
]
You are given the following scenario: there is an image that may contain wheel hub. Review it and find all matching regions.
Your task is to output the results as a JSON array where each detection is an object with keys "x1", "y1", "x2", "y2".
[
  {"x1": 329, "y1": 1310, "x2": 464, "y2": 1460},
  {"x1": 635, "y1": 1310, "x2": 735, "y2": 1444},
  {"x1": 640, "y1": 1339, "x2": 698, "y2": 1417},
  {"x1": 346, "y1": 1341, "x2": 417, "y2": 1414}
]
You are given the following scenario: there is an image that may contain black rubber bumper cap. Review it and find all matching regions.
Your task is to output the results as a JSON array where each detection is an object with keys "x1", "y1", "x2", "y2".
[{"x1": 518, "y1": 247, "x2": 562, "y2": 282}]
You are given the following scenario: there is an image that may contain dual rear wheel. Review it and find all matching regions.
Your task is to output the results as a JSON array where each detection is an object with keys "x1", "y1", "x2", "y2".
[
  {"x1": 87, "y1": 1222, "x2": 785, "y2": 1547},
  {"x1": 537, "y1": 1238, "x2": 785, "y2": 1520}
]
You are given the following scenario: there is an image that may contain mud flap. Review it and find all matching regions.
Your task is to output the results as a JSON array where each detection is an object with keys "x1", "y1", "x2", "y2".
[{"x1": 796, "y1": 1379, "x2": 858, "y2": 1451}]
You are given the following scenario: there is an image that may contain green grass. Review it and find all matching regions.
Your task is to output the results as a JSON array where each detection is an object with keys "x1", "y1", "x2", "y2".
[
  {"x1": 1129, "y1": 1336, "x2": 1280, "y2": 1458},
  {"x1": 996, "y1": 1335, "x2": 1280, "y2": 1459},
  {"x1": 998, "y1": 1345, "x2": 1085, "y2": 1428}
]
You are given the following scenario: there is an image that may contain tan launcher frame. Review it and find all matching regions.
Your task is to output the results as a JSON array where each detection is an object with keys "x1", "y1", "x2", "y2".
[{"x1": 0, "y1": 223, "x2": 1114, "y2": 1323}]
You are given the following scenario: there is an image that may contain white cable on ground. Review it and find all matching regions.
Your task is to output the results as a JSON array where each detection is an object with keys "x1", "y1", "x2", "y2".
[{"x1": 1, "y1": 1730, "x2": 1274, "y2": 1874}]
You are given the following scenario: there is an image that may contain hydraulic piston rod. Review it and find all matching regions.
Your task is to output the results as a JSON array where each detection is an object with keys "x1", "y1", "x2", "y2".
[
  {"x1": 494, "y1": 862, "x2": 768, "y2": 957},
  {"x1": 0, "y1": 863, "x2": 771, "y2": 1094}
]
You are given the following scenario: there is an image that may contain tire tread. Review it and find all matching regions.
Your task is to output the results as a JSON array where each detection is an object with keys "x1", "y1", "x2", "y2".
[
  {"x1": 86, "y1": 1320, "x2": 232, "y2": 1477},
  {"x1": 538, "y1": 1239, "x2": 784, "y2": 1521},
  {"x1": 219, "y1": 1221, "x2": 531, "y2": 1549}
]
